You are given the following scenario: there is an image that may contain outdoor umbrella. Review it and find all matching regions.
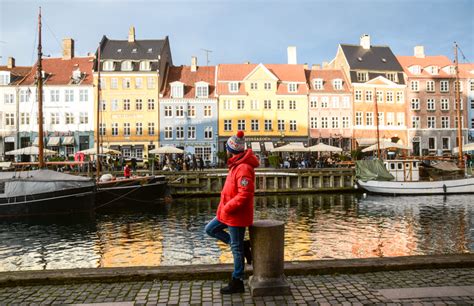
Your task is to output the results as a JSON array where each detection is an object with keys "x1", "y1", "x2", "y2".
[
  {"x1": 453, "y1": 142, "x2": 474, "y2": 154},
  {"x1": 5, "y1": 146, "x2": 57, "y2": 156},
  {"x1": 78, "y1": 146, "x2": 121, "y2": 155},
  {"x1": 361, "y1": 141, "x2": 409, "y2": 153},
  {"x1": 307, "y1": 143, "x2": 342, "y2": 152},
  {"x1": 149, "y1": 146, "x2": 185, "y2": 154},
  {"x1": 271, "y1": 143, "x2": 309, "y2": 152}
]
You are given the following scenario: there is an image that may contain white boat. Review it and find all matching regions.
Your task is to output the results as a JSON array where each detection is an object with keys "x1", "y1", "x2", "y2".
[{"x1": 355, "y1": 160, "x2": 474, "y2": 195}]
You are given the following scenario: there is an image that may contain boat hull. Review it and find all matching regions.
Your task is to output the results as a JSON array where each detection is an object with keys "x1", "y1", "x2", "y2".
[
  {"x1": 357, "y1": 177, "x2": 474, "y2": 195},
  {"x1": 0, "y1": 186, "x2": 96, "y2": 218}
]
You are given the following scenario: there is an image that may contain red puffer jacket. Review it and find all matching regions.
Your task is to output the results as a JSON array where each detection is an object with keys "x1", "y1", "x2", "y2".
[{"x1": 216, "y1": 149, "x2": 260, "y2": 227}]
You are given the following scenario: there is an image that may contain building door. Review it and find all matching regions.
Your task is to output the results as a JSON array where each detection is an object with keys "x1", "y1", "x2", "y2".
[
  {"x1": 79, "y1": 136, "x2": 89, "y2": 151},
  {"x1": 412, "y1": 141, "x2": 420, "y2": 156}
]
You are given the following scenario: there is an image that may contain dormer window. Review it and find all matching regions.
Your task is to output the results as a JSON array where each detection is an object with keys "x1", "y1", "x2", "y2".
[
  {"x1": 288, "y1": 83, "x2": 297, "y2": 93},
  {"x1": 132, "y1": 48, "x2": 137, "y2": 53},
  {"x1": 313, "y1": 79, "x2": 323, "y2": 90},
  {"x1": 0, "y1": 72, "x2": 11, "y2": 85},
  {"x1": 409, "y1": 65, "x2": 421, "y2": 75},
  {"x1": 171, "y1": 82, "x2": 184, "y2": 98},
  {"x1": 386, "y1": 73, "x2": 398, "y2": 82},
  {"x1": 139, "y1": 61, "x2": 151, "y2": 71},
  {"x1": 121, "y1": 61, "x2": 133, "y2": 71},
  {"x1": 428, "y1": 66, "x2": 439, "y2": 75},
  {"x1": 72, "y1": 69, "x2": 82, "y2": 80},
  {"x1": 195, "y1": 82, "x2": 209, "y2": 98},
  {"x1": 103, "y1": 61, "x2": 115, "y2": 71},
  {"x1": 333, "y1": 79, "x2": 343, "y2": 90},
  {"x1": 117, "y1": 49, "x2": 122, "y2": 53},
  {"x1": 357, "y1": 72, "x2": 368, "y2": 82},
  {"x1": 147, "y1": 48, "x2": 153, "y2": 53},
  {"x1": 229, "y1": 82, "x2": 239, "y2": 93}
]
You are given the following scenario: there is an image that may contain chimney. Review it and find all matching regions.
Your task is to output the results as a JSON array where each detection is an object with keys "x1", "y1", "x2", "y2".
[
  {"x1": 244, "y1": 61, "x2": 250, "y2": 64},
  {"x1": 414, "y1": 45, "x2": 425, "y2": 58},
  {"x1": 128, "y1": 26, "x2": 136, "y2": 42},
  {"x1": 191, "y1": 56, "x2": 197, "y2": 72},
  {"x1": 62, "y1": 38, "x2": 74, "y2": 60},
  {"x1": 322, "y1": 61, "x2": 329, "y2": 69},
  {"x1": 7, "y1": 57, "x2": 15, "y2": 69},
  {"x1": 303, "y1": 63, "x2": 309, "y2": 70},
  {"x1": 287, "y1": 46, "x2": 297, "y2": 64},
  {"x1": 360, "y1": 34, "x2": 371, "y2": 50},
  {"x1": 312, "y1": 64, "x2": 321, "y2": 70}
]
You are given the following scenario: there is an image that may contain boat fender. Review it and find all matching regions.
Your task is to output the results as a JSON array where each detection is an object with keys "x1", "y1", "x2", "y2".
[{"x1": 443, "y1": 184, "x2": 447, "y2": 193}]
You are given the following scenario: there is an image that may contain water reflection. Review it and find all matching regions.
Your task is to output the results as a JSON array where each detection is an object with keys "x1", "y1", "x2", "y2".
[{"x1": 0, "y1": 194, "x2": 472, "y2": 271}]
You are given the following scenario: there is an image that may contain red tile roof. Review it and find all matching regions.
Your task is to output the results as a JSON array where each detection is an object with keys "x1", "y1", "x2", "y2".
[
  {"x1": 161, "y1": 66, "x2": 216, "y2": 98},
  {"x1": 396, "y1": 55, "x2": 454, "y2": 78},
  {"x1": 21, "y1": 56, "x2": 94, "y2": 85},
  {"x1": 459, "y1": 63, "x2": 474, "y2": 78},
  {"x1": 0, "y1": 66, "x2": 32, "y2": 85},
  {"x1": 305, "y1": 69, "x2": 351, "y2": 93}
]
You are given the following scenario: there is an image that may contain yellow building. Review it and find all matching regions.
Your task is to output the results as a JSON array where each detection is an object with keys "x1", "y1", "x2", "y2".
[
  {"x1": 93, "y1": 27, "x2": 172, "y2": 160},
  {"x1": 216, "y1": 63, "x2": 309, "y2": 153}
]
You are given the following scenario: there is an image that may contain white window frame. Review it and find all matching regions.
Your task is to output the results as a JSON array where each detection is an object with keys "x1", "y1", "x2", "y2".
[
  {"x1": 287, "y1": 83, "x2": 297, "y2": 93},
  {"x1": 229, "y1": 82, "x2": 239, "y2": 93},
  {"x1": 264, "y1": 119, "x2": 272, "y2": 131}
]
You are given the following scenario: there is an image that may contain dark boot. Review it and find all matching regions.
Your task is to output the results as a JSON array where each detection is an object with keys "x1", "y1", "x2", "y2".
[
  {"x1": 220, "y1": 278, "x2": 245, "y2": 294},
  {"x1": 243, "y1": 240, "x2": 252, "y2": 265}
]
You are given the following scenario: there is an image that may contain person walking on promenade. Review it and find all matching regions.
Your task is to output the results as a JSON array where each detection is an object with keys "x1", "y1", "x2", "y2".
[
  {"x1": 205, "y1": 131, "x2": 259, "y2": 294},
  {"x1": 124, "y1": 164, "x2": 131, "y2": 178}
]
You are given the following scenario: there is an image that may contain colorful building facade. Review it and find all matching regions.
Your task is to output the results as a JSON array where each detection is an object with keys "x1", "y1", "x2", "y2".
[{"x1": 459, "y1": 64, "x2": 474, "y2": 142}]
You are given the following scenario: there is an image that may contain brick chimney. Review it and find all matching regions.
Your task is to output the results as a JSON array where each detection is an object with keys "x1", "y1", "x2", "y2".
[
  {"x1": 287, "y1": 46, "x2": 297, "y2": 64},
  {"x1": 62, "y1": 38, "x2": 74, "y2": 60},
  {"x1": 360, "y1": 34, "x2": 371, "y2": 50},
  {"x1": 7, "y1": 57, "x2": 15, "y2": 69},
  {"x1": 303, "y1": 63, "x2": 309, "y2": 70},
  {"x1": 322, "y1": 61, "x2": 329, "y2": 69},
  {"x1": 191, "y1": 56, "x2": 197, "y2": 72},
  {"x1": 128, "y1": 26, "x2": 136, "y2": 42},
  {"x1": 414, "y1": 45, "x2": 425, "y2": 58},
  {"x1": 312, "y1": 64, "x2": 321, "y2": 70}
]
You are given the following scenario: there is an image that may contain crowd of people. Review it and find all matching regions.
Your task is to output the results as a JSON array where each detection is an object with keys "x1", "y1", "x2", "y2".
[{"x1": 277, "y1": 154, "x2": 347, "y2": 169}]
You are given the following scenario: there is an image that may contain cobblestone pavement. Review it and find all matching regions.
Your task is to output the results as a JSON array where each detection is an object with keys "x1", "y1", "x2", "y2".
[{"x1": 0, "y1": 268, "x2": 473, "y2": 305}]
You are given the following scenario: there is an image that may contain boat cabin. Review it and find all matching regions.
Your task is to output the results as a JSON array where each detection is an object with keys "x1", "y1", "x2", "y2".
[{"x1": 383, "y1": 160, "x2": 420, "y2": 182}]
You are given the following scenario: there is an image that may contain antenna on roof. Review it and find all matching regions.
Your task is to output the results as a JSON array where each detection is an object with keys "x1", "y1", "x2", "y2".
[{"x1": 201, "y1": 48, "x2": 212, "y2": 66}]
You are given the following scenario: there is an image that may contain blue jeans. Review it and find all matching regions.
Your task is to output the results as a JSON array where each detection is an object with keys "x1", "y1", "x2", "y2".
[{"x1": 205, "y1": 217, "x2": 245, "y2": 280}]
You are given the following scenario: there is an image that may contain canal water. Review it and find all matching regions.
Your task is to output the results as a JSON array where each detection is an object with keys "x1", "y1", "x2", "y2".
[{"x1": 0, "y1": 193, "x2": 472, "y2": 271}]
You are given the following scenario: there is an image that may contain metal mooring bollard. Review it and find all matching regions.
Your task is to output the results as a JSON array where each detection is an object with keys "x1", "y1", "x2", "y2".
[{"x1": 248, "y1": 219, "x2": 291, "y2": 296}]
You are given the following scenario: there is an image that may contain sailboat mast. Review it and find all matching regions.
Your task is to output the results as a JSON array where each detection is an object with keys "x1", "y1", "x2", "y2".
[
  {"x1": 454, "y1": 42, "x2": 463, "y2": 167},
  {"x1": 374, "y1": 87, "x2": 381, "y2": 159},
  {"x1": 37, "y1": 7, "x2": 45, "y2": 168},
  {"x1": 96, "y1": 45, "x2": 102, "y2": 178}
]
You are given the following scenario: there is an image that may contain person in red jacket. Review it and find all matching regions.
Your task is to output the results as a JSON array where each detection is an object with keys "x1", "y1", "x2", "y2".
[
  {"x1": 123, "y1": 164, "x2": 131, "y2": 178},
  {"x1": 205, "y1": 130, "x2": 259, "y2": 294}
]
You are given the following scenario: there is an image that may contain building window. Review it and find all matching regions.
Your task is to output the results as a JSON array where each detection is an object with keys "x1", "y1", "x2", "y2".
[
  {"x1": 428, "y1": 137, "x2": 436, "y2": 150},
  {"x1": 50, "y1": 113, "x2": 60, "y2": 125},
  {"x1": 147, "y1": 99, "x2": 155, "y2": 110},
  {"x1": 289, "y1": 100, "x2": 296, "y2": 110},
  {"x1": 148, "y1": 122, "x2": 155, "y2": 135},
  {"x1": 204, "y1": 127, "x2": 213, "y2": 139},
  {"x1": 123, "y1": 99, "x2": 130, "y2": 111},
  {"x1": 195, "y1": 146, "x2": 212, "y2": 161},
  {"x1": 470, "y1": 99, "x2": 474, "y2": 109},
  {"x1": 65, "y1": 90, "x2": 74, "y2": 102},
  {"x1": 20, "y1": 113, "x2": 29, "y2": 125},
  {"x1": 112, "y1": 123, "x2": 118, "y2": 136},
  {"x1": 288, "y1": 83, "x2": 297, "y2": 92},
  {"x1": 427, "y1": 116, "x2": 436, "y2": 128},
  {"x1": 440, "y1": 80, "x2": 449, "y2": 92},
  {"x1": 65, "y1": 113, "x2": 74, "y2": 124},
  {"x1": 274, "y1": 119, "x2": 283, "y2": 131},
  {"x1": 385, "y1": 112, "x2": 394, "y2": 126},
  {"x1": 229, "y1": 82, "x2": 239, "y2": 93},
  {"x1": 409, "y1": 65, "x2": 421, "y2": 74},
  {"x1": 196, "y1": 84, "x2": 209, "y2": 98},
  {"x1": 80, "y1": 112, "x2": 88, "y2": 124},
  {"x1": 332, "y1": 97, "x2": 339, "y2": 108},
  {"x1": 321, "y1": 117, "x2": 328, "y2": 128},
  {"x1": 427, "y1": 98, "x2": 435, "y2": 111},
  {"x1": 251, "y1": 119, "x2": 259, "y2": 131},
  {"x1": 147, "y1": 77, "x2": 155, "y2": 89},
  {"x1": 396, "y1": 91, "x2": 403, "y2": 103},
  {"x1": 187, "y1": 126, "x2": 196, "y2": 139},
  {"x1": 411, "y1": 81, "x2": 419, "y2": 92},
  {"x1": 264, "y1": 119, "x2": 272, "y2": 131},
  {"x1": 139, "y1": 61, "x2": 151, "y2": 71},
  {"x1": 411, "y1": 98, "x2": 420, "y2": 110},
  {"x1": 471, "y1": 118, "x2": 474, "y2": 129},
  {"x1": 321, "y1": 97, "x2": 329, "y2": 108},
  {"x1": 454, "y1": 81, "x2": 462, "y2": 92},
  {"x1": 277, "y1": 100, "x2": 284, "y2": 110},
  {"x1": 264, "y1": 100, "x2": 271, "y2": 109},
  {"x1": 136, "y1": 99, "x2": 143, "y2": 110},
  {"x1": 224, "y1": 100, "x2": 232, "y2": 110},
  {"x1": 164, "y1": 126, "x2": 173, "y2": 139},
  {"x1": 204, "y1": 105, "x2": 212, "y2": 117},
  {"x1": 123, "y1": 123, "x2": 130, "y2": 136},
  {"x1": 50, "y1": 89, "x2": 59, "y2": 102},
  {"x1": 386, "y1": 73, "x2": 397, "y2": 82},
  {"x1": 103, "y1": 61, "x2": 114, "y2": 71},
  {"x1": 377, "y1": 112, "x2": 384, "y2": 126},
  {"x1": 251, "y1": 99, "x2": 259, "y2": 110},
  {"x1": 397, "y1": 113, "x2": 405, "y2": 126},
  {"x1": 376, "y1": 90, "x2": 383, "y2": 103},
  {"x1": 310, "y1": 98, "x2": 317, "y2": 108},
  {"x1": 355, "y1": 112, "x2": 363, "y2": 126},
  {"x1": 441, "y1": 98, "x2": 449, "y2": 110},
  {"x1": 188, "y1": 105, "x2": 196, "y2": 117},
  {"x1": 412, "y1": 116, "x2": 420, "y2": 129},
  {"x1": 175, "y1": 105, "x2": 184, "y2": 117},
  {"x1": 342, "y1": 116, "x2": 349, "y2": 128},
  {"x1": 171, "y1": 84, "x2": 183, "y2": 98},
  {"x1": 355, "y1": 90, "x2": 362, "y2": 102},
  {"x1": 333, "y1": 79, "x2": 343, "y2": 90},
  {"x1": 289, "y1": 120, "x2": 297, "y2": 131},
  {"x1": 99, "y1": 123, "x2": 106, "y2": 136},
  {"x1": 331, "y1": 117, "x2": 339, "y2": 129},
  {"x1": 111, "y1": 78, "x2": 118, "y2": 89},
  {"x1": 365, "y1": 90, "x2": 373, "y2": 102},
  {"x1": 455, "y1": 117, "x2": 464, "y2": 128},
  {"x1": 5, "y1": 113, "x2": 14, "y2": 126},
  {"x1": 314, "y1": 79, "x2": 323, "y2": 90},
  {"x1": 250, "y1": 82, "x2": 258, "y2": 90},
  {"x1": 176, "y1": 126, "x2": 184, "y2": 139},
  {"x1": 454, "y1": 98, "x2": 463, "y2": 110},
  {"x1": 224, "y1": 119, "x2": 232, "y2": 131},
  {"x1": 264, "y1": 82, "x2": 271, "y2": 90},
  {"x1": 0, "y1": 73, "x2": 10, "y2": 85},
  {"x1": 386, "y1": 91, "x2": 394, "y2": 103},
  {"x1": 442, "y1": 137, "x2": 450, "y2": 150},
  {"x1": 135, "y1": 77, "x2": 143, "y2": 89},
  {"x1": 366, "y1": 112, "x2": 373, "y2": 126},
  {"x1": 164, "y1": 106, "x2": 172, "y2": 118},
  {"x1": 134, "y1": 148, "x2": 143, "y2": 159},
  {"x1": 121, "y1": 61, "x2": 133, "y2": 71},
  {"x1": 237, "y1": 100, "x2": 245, "y2": 110},
  {"x1": 426, "y1": 81, "x2": 435, "y2": 92},
  {"x1": 441, "y1": 116, "x2": 450, "y2": 129},
  {"x1": 470, "y1": 80, "x2": 474, "y2": 92},
  {"x1": 122, "y1": 78, "x2": 131, "y2": 89},
  {"x1": 135, "y1": 122, "x2": 143, "y2": 136},
  {"x1": 238, "y1": 119, "x2": 246, "y2": 131},
  {"x1": 20, "y1": 90, "x2": 28, "y2": 102},
  {"x1": 122, "y1": 148, "x2": 131, "y2": 158},
  {"x1": 357, "y1": 72, "x2": 368, "y2": 82}
]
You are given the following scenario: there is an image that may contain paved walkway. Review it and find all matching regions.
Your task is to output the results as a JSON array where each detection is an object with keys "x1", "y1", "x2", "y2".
[{"x1": 1, "y1": 268, "x2": 473, "y2": 305}]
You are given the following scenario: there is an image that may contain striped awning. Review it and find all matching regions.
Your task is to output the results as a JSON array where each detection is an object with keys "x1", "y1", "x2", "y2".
[
  {"x1": 62, "y1": 136, "x2": 74, "y2": 145},
  {"x1": 264, "y1": 142, "x2": 274, "y2": 151},
  {"x1": 47, "y1": 137, "x2": 60, "y2": 147},
  {"x1": 251, "y1": 142, "x2": 261, "y2": 152}
]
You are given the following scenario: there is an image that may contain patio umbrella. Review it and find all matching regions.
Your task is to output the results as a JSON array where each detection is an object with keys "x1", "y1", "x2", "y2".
[
  {"x1": 361, "y1": 141, "x2": 409, "y2": 153},
  {"x1": 307, "y1": 143, "x2": 342, "y2": 152},
  {"x1": 271, "y1": 143, "x2": 309, "y2": 152},
  {"x1": 78, "y1": 146, "x2": 121, "y2": 155},
  {"x1": 5, "y1": 146, "x2": 57, "y2": 156},
  {"x1": 453, "y1": 142, "x2": 474, "y2": 154},
  {"x1": 149, "y1": 146, "x2": 185, "y2": 154}
]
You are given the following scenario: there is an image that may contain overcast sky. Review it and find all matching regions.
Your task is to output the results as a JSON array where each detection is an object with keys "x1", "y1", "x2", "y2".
[{"x1": 0, "y1": 0, "x2": 473, "y2": 67}]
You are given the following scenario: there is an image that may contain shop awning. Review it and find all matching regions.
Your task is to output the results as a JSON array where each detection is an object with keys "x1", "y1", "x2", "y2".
[
  {"x1": 356, "y1": 138, "x2": 391, "y2": 147},
  {"x1": 62, "y1": 136, "x2": 75, "y2": 145},
  {"x1": 4, "y1": 136, "x2": 15, "y2": 143},
  {"x1": 47, "y1": 137, "x2": 60, "y2": 147},
  {"x1": 251, "y1": 142, "x2": 261, "y2": 152},
  {"x1": 33, "y1": 137, "x2": 39, "y2": 146},
  {"x1": 264, "y1": 142, "x2": 274, "y2": 151}
]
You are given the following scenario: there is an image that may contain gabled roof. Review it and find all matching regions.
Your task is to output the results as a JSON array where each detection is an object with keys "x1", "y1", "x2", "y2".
[
  {"x1": 340, "y1": 44, "x2": 403, "y2": 72},
  {"x1": 217, "y1": 63, "x2": 307, "y2": 82},
  {"x1": 243, "y1": 63, "x2": 279, "y2": 81},
  {"x1": 396, "y1": 55, "x2": 454, "y2": 78},
  {"x1": 21, "y1": 57, "x2": 94, "y2": 86},
  {"x1": 161, "y1": 65, "x2": 216, "y2": 99},
  {"x1": 0, "y1": 65, "x2": 32, "y2": 85},
  {"x1": 100, "y1": 36, "x2": 167, "y2": 60},
  {"x1": 305, "y1": 69, "x2": 351, "y2": 93}
]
